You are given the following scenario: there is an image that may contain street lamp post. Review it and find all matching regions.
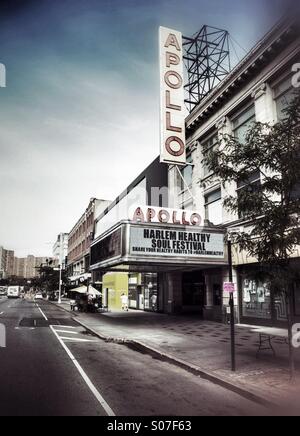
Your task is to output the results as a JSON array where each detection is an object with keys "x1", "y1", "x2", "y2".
[
  {"x1": 227, "y1": 237, "x2": 236, "y2": 372},
  {"x1": 58, "y1": 264, "x2": 62, "y2": 304},
  {"x1": 54, "y1": 264, "x2": 64, "y2": 304},
  {"x1": 226, "y1": 227, "x2": 244, "y2": 372}
]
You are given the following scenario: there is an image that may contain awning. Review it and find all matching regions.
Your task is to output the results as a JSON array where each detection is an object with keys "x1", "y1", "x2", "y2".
[
  {"x1": 70, "y1": 285, "x2": 102, "y2": 297},
  {"x1": 88, "y1": 286, "x2": 102, "y2": 297},
  {"x1": 70, "y1": 286, "x2": 88, "y2": 294}
]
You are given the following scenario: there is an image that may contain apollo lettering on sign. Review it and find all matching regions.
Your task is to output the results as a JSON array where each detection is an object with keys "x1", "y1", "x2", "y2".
[
  {"x1": 130, "y1": 206, "x2": 202, "y2": 227},
  {"x1": 159, "y1": 27, "x2": 186, "y2": 166}
]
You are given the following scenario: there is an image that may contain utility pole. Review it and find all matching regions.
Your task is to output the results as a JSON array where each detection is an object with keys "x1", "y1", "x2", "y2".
[
  {"x1": 227, "y1": 237, "x2": 236, "y2": 372},
  {"x1": 58, "y1": 264, "x2": 62, "y2": 304},
  {"x1": 54, "y1": 264, "x2": 63, "y2": 304}
]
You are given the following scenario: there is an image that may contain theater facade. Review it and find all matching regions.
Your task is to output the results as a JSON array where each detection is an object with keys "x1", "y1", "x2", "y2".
[
  {"x1": 90, "y1": 16, "x2": 300, "y2": 325},
  {"x1": 89, "y1": 157, "x2": 230, "y2": 315}
]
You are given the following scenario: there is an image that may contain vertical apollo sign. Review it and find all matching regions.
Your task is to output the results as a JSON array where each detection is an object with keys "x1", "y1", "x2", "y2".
[{"x1": 159, "y1": 27, "x2": 186, "y2": 166}]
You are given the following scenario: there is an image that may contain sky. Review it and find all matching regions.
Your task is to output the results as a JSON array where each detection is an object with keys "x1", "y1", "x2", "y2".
[{"x1": 0, "y1": 0, "x2": 295, "y2": 257}]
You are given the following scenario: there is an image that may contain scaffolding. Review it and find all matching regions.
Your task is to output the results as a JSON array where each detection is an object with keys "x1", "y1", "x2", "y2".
[{"x1": 183, "y1": 26, "x2": 231, "y2": 113}]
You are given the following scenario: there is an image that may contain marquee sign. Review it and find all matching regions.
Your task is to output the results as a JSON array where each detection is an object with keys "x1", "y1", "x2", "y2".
[
  {"x1": 130, "y1": 226, "x2": 225, "y2": 259},
  {"x1": 159, "y1": 27, "x2": 186, "y2": 166},
  {"x1": 90, "y1": 228, "x2": 122, "y2": 266},
  {"x1": 130, "y1": 206, "x2": 202, "y2": 227}
]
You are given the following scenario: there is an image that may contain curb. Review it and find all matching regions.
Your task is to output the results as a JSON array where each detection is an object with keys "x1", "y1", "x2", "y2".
[{"x1": 73, "y1": 317, "x2": 277, "y2": 410}]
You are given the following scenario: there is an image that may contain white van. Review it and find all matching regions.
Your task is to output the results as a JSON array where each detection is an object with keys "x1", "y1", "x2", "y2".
[{"x1": 7, "y1": 286, "x2": 21, "y2": 299}]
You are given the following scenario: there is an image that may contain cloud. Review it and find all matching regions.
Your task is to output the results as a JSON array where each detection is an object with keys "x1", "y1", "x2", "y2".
[{"x1": 0, "y1": 0, "x2": 290, "y2": 256}]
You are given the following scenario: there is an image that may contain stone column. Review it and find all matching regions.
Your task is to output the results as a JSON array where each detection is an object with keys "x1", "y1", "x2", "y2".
[
  {"x1": 203, "y1": 272, "x2": 214, "y2": 320},
  {"x1": 164, "y1": 271, "x2": 183, "y2": 314}
]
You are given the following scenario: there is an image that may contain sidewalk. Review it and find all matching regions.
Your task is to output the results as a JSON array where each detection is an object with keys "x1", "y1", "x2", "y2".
[{"x1": 54, "y1": 299, "x2": 300, "y2": 412}]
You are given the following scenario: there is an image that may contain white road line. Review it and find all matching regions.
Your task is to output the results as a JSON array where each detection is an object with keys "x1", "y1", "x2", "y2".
[
  {"x1": 0, "y1": 312, "x2": 3, "y2": 315},
  {"x1": 54, "y1": 330, "x2": 79, "y2": 335},
  {"x1": 59, "y1": 337, "x2": 97, "y2": 343},
  {"x1": 50, "y1": 325, "x2": 115, "y2": 416},
  {"x1": 53, "y1": 326, "x2": 77, "y2": 329},
  {"x1": 37, "y1": 305, "x2": 48, "y2": 321}
]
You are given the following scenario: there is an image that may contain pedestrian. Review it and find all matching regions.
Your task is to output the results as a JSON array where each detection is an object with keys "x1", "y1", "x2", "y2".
[
  {"x1": 151, "y1": 294, "x2": 157, "y2": 311},
  {"x1": 121, "y1": 293, "x2": 129, "y2": 311}
]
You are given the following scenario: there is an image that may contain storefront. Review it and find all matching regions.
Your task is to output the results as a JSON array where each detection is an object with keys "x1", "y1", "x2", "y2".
[
  {"x1": 90, "y1": 219, "x2": 227, "y2": 315},
  {"x1": 128, "y1": 272, "x2": 161, "y2": 312},
  {"x1": 238, "y1": 262, "x2": 300, "y2": 327}
]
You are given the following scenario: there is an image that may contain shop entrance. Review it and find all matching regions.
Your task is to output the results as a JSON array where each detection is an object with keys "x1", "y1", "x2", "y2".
[
  {"x1": 182, "y1": 271, "x2": 206, "y2": 315},
  {"x1": 128, "y1": 273, "x2": 161, "y2": 312}
]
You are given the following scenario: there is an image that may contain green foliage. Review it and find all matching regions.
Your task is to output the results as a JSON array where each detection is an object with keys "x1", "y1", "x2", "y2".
[{"x1": 35, "y1": 265, "x2": 67, "y2": 294}]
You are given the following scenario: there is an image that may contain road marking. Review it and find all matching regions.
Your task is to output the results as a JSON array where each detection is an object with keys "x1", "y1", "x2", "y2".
[
  {"x1": 50, "y1": 325, "x2": 115, "y2": 416},
  {"x1": 0, "y1": 312, "x2": 3, "y2": 315},
  {"x1": 55, "y1": 330, "x2": 79, "y2": 335},
  {"x1": 37, "y1": 306, "x2": 48, "y2": 321},
  {"x1": 59, "y1": 336, "x2": 97, "y2": 343},
  {"x1": 54, "y1": 326, "x2": 77, "y2": 329}
]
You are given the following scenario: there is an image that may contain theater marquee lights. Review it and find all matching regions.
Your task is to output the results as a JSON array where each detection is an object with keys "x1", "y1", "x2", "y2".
[
  {"x1": 131, "y1": 206, "x2": 202, "y2": 227},
  {"x1": 159, "y1": 26, "x2": 186, "y2": 166}
]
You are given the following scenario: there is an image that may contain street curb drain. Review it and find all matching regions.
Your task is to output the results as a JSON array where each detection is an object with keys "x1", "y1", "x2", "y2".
[{"x1": 73, "y1": 317, "x2": 277, "y2": 410}]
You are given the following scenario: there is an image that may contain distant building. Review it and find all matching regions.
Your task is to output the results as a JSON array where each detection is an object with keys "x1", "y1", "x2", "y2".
[
  {"x1": 53, "y1": 233, "x2": 69, "y2": 268},
  {"x1": 67, "y1": 198, "x2": 111, "y2": 284},
  {"x1": 12, "y1": 255, "x2": 53, "y2": 279},
  {"x1": 5, "y1": 250, "x2": 14, "y2": 277},
  {"x1": 0, "y1": 244, "x2": 55, "y2": 280},
  {"x1": 0, "y1": 246, "x2": 15, "y2": 279},
  {"x1": 0, "y1": 246, "x2": 7, "y2": 279},
  {"x1": 13, "y1": 257, "x2": 25, "y2": 278}
]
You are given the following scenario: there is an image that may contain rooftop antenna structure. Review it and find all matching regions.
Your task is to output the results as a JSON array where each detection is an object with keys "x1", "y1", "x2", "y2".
[{"x1": 183, "y1": 26, "x2": 231, "y2": 113}]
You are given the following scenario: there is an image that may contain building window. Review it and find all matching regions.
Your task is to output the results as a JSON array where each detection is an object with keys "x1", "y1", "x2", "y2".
[
  {"x1": 232, "y1": 104, "x2": 256, "y2": 144},
  {"x1": 273, "y1": 75, "x2": 295, "y2": 121},
  {"x1": 242, "y1": 278, "x2": 272, "y2": 319},
  {"x1": 236, "y1": 170, "x2": 261, "y2": 218},
  {"x1": 180, "y1": 154, "x2": 193, "y2": 192},
  {"x1": 202, "y1": 132, "x2": 219, "y2": 178},
  {"x1": 204, "y1": 189, "x2": 222, "y2": 225}
]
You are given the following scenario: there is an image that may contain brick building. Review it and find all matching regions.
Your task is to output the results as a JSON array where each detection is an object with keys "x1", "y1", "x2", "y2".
[{"x1": 67, "y1": 198, "x2": 110, "y2": 283}]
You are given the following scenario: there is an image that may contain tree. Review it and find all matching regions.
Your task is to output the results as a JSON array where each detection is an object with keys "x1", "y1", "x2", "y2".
[
  {"x1": 204, "y1": 91, "x2": 300, "y2": 377},
  {"x1": 35, "y1": 265, "x2": 68, "y2": 296}
]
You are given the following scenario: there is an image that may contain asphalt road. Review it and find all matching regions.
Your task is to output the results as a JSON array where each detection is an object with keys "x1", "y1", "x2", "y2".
[{"x1": 0, "y1": 297, "x2": 271, "y2": 416}]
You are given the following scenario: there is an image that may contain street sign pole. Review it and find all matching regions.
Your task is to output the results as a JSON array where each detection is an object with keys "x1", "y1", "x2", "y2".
[
  {"x1": 58, "y1": 265, "x2": 62, "y2": 304},
  {"x1": 227, "y1": 239, "x2": 236, "y2": 372}
]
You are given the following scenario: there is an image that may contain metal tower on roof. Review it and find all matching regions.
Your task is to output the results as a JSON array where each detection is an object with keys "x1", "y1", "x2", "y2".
[{"x1": 183, "y1": 26, "x2": 231, "y2": 113}]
